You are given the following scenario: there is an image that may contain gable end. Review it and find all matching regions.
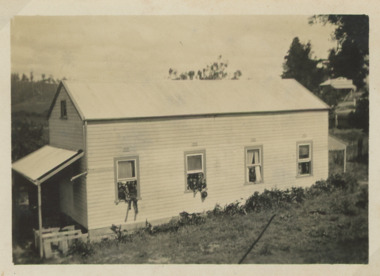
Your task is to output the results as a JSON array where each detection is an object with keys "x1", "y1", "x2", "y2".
[{"x1": 47, "y1": 81, "x2": 85, "y2": 121}]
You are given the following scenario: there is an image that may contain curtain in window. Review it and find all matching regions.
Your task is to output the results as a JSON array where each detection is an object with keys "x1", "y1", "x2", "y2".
[
  {"x1": 118, "y1": 160, "x2": 135, "y2": 179},
  {"x1": 247, "y1": 150, "x2": 254, "y2": 165},
  {"x1": 254, "y1": 150, "x2": 262, "y2": 182},
  {"x1": 247, "y1": 150, "x2": 260, "y2": 165},
  {"x1": 247, "y1": 150, "x2": 262, "y2": 182}
]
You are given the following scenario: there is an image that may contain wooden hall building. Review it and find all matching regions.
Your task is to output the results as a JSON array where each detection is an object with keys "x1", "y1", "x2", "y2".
[{"x1": 12, "y1": 78, "x2": 330, "y2": 238}]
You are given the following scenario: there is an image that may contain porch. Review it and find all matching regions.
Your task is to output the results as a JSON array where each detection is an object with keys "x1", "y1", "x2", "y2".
[{"x1": 12, "y1": 145, "x2": 88, "y2": 258}]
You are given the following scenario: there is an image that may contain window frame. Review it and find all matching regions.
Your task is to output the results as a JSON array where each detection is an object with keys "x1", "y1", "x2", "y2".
[
  {"x1": 184, "y1": 150, "x2": 206, "y2": 193},
  {"x1": 60, "y1": 100, "x2": 67, "y2": 119},
  {"x1": 245, "y1": 145, "x2": 264, "y2": 185},
  {"x1": 296, "y1": 141, "x2": 313, "y2": 177},
  {"x1": 114, "y1": 156, "x2": 141, "y2": 202}
]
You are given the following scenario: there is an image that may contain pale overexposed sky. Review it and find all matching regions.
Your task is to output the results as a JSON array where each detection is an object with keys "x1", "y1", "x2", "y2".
[{"x1": 11, "y1": 15, "x2": 336, "y2": 82}]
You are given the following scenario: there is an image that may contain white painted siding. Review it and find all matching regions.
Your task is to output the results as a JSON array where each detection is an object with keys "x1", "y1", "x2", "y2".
[
  {"x1": 48, "y1": 87, "x2": 87, "y2": 228},
  {"x1": 49, "y1": 86, "x2": 83, "y2": 151},
  {"x1": 85, "y1": 111, "x2": 328, "y2": 230}
]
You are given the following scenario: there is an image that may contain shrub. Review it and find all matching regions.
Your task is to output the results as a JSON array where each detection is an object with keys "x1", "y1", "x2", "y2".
[
  {"x1": 327, "y1": 174, "x2": 359, "y2": 192},
  {"x1": 110, "y1": 224, "x2": 131, "y2": 242},
  {"x1": 290, "y1": 187, "x2": 305, "y2": 203},
  {"x1": 178, "y1": 212, "x2": 206, "y2": 226},
  {"x1": 307, "y1": 174, "x2": 359, "y2": 198},
  {"x1": 223, "y1": 201, "x2": 247, "y2": 216},
  {"x1": 68, "y1": 239, "x2": 94, "y2": 257},
  {"x1": 142, "y1": 219, "x2": 180, "y2": 235},
  {"x1": 207, "y1": 204, "x2": 224, "y2": 217},
  {"x1": 356, "y1": 185, "x2": 368, "y2": 209},
  {"x1": 306, "y1": 180, "x2": 333, "y2": 197},
  {"x1": 244, "y1": 188, "x2": 304, "y2": 213}
]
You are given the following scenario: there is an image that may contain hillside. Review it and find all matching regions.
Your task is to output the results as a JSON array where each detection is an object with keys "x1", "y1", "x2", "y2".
[
  {"x1": 11, "y1": 80, "x2": 58, "y2": 116},
  {"x1": 11, "y1": 78, "x2": 58, "y2": 161}
]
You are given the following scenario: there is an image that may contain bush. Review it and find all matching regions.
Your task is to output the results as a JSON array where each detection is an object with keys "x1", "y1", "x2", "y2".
[
  {"x1": 208, "y1": 204, "x2": 224, "y2": 217},
  {"x1": 355, "y1": 185, "x2": 368, "y2": 209},
  {"x1": 178, "y1": 212, "x2": 206, "y2": 226},
  {"x1": 306, "y1": 180, "x2": 333, "y2": 197},
  {"x1": 306, "y1": 174, "x2": 359, "y2": 198},
  {"x1": 290, "y1": 187, "x2": 305, "y2": 203},
  {"x1": 327, "y1": 174, "x2": 359, "y2": 192},
  {"x1": 223, "y1": 201, "x2": 247, "y2": 216},
  {"x1": 139, "y1": 213, "x2": 205, "y2": 236},
  {"x1": 142, "y1": 219, "x2": 180, "y2": 235},
  {"x1": 68, "y1": 239, "x2": 94, "y2": 257},
  {"x1": 244, "y1": 188, "x2": 305, "y2": 213},
  {"x1": 110, "y1": 224, "x2": 131, "y2": 242}
]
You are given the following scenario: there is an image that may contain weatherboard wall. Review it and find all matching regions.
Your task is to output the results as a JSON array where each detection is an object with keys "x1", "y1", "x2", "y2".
[
  {"x1": 85, "y1": 111, "x2": 328, "y2": 230},
  {"x1": 48, "y1": 86, "x2": 88, "y2": 228}
]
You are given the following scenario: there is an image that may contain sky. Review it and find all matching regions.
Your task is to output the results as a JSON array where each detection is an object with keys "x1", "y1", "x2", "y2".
[{"x1": 11, "y1": 15, "x2": 336, "y2": 82}]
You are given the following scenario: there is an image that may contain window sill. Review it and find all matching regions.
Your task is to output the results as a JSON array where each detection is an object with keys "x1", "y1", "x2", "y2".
[
  {"x1": 244, "y1": 181, "x2": 264, "y2": 185},
  {"x1": 115, "y1": 198, "x2": 141, "y2": 205},
  {"x1": 296, "y1": 174, "x2": 313, "y2": 178}
]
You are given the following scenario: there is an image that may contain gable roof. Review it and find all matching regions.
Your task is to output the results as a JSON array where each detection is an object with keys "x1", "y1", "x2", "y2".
[
  {"x1": 320, "y1": 77, "x2": 356, "y2": 91},
  {"x1": 328, "y1": 135, "x2": 348, "y2": 151},
  {"x1": 49, "y1": 78, "x2": 329, "y2": 121}
]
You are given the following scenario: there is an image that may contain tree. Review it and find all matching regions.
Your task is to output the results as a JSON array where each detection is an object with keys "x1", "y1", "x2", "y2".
[
  {"x1": 310, "y1": 15, "x2": 369, "y2": 133},
  {"x1": 232, "y1": 70, "x2": 242, "y2": 80},
  {"x1": 12, "y1": 119, "x2": 45, "y2": 162},
  {"x1": 282, "y1": 37, "x2": 324, "y2": 94},
  {"x1": 11, "y1": 73, "x2": 20, "y2": 82},
  {"x1": 348, "y1": 91, "x2": 369, "y2": 134},
  {"x1": 30, "y1": 71, "x2": 34, "y2": 82},
  {"x1": 188, "y1": 71, "x2": 195, "y2": 80},
  {"x1": 168, "y1": 55, "x2": 242, "y2": 80},
  {"x1": 310, "y1": 15, "x2": 369, "y2": 90},
  {"x1": 21, "y1": 73, "x2": 29, "y2": 82}
]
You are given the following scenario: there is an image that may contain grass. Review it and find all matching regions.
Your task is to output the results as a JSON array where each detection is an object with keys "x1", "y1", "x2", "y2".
[{"x1": 15, "y1": 179, "x2": 367, "y2": 264}]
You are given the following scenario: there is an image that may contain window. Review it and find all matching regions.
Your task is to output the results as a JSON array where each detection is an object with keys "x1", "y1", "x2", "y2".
[
  {"x1": 114, "y1": 156, "x2": 140, "y2": 201},
  {"x1": 185, "y1": 151, "x2": 205, "y2": 192},
  {"x1": 297, "y1": 142, "x2": 312, "y2": 176},
  {"x1": 245, "y1": 146, "x2": 263, "y2": 184},
  {"x1": 60, "y1": 100, "x2": 67, "y2": 119}
]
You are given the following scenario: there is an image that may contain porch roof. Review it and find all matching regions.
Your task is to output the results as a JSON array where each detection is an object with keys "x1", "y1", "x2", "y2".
[
  {"x1": 12, "y1": 145, "x2": 84, "y2": 184},
  {"x1": 328, "y1": 135, "x2": 348, "y2": 151}
]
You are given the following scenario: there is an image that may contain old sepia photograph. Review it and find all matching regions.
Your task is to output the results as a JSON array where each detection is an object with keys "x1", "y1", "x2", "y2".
[{"x1": 10, "y1": 14, "x2": 369, "y2": 265}]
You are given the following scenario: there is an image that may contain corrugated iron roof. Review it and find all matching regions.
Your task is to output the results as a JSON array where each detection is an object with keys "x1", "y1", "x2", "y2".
[
  {"x1": 320, "y1": 77, "x2": 356, "y2": 91},
  {"x1": 59, "y1": 78, "x2": 329, "y2": 121},
  {"x1": 12, "y1": 145, "x2": 83, "y2": 184},
  {"x1": 328, "y1": 135, "x2": 348, "y2": 151}
]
